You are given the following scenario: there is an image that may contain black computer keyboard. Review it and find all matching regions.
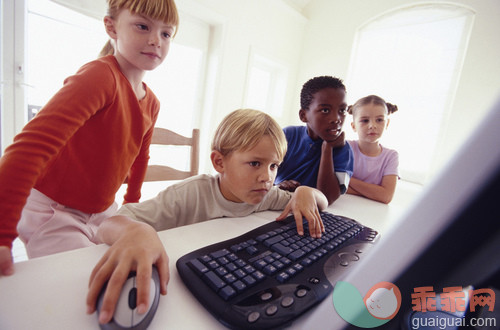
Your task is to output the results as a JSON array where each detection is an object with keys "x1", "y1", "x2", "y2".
[{"x1": 176, "y1": 211, "x2": 379, "y2": 329}]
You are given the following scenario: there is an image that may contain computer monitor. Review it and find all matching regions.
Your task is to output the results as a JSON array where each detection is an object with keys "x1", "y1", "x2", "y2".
[{"x1": 295, "y1": 96, "x2": 500, "y2": 329}]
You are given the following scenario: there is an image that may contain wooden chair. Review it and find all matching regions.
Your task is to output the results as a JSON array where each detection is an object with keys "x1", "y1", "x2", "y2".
[{"x1": 143, "y1": 127, "x2": 200, "y2": 182}]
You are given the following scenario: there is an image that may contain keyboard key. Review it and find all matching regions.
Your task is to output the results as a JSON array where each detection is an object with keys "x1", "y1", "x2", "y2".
[
  {"x1": 217, "y1": 256, "x2": 229, "y2": 265},
  {"x1": 210, "y1": 249, "x2": 229, "y2": 259},
  {"x1": 207, "y1": 260, "x2": 220, "y2": 269},
  {"x1": 293, "y1": 263, "x2": 304, "y2": 272},
  {"x1": 243, "y1": 265, "x2": 256, "y2": 273},
  {"x1": 286, "y1": 267, "x2": 297, "y2": 277},
  {"x1": 200, "y1": 255, "x2": 212, "y2": 263},
  {"x1": 219, "y1": 286, "x2": 236, "y2": 300},
  {"x1": 232, "y1": 280, "x2": 246, "y2": 292},
  {"x1": 264, "y1": 234, "x2": 284, "y2": 247},
  {"x1": 242, "y1": 275, "x2": 256, "y2": 286},
  {"x1": 280, "y1": 257, "x2": 291, "y2": 265},
  {"x1": 234, "y1": 269, "x2": 246, "y2": 279},
  {"x1": 230, "y1": 244, "x2": 243, "y2": 252},
  {"x1": 216, "y1": 266, "x2": 228, "y2": 275},
  {"x1": 203, "y1": 271, "x2": 225, "y2": 291},
  {"x1": 226, "y1": 262, "x2": 237, "y2": 272},
  {"x1": 188, "y1": 259, "x2": 208, "y2": 275},
  {"x1": 253, "y1": 259, "x2": 267, "y2": 270},
  {"x1": 271, "y1": 252, "x2": 282, "y2": 259},
  {"x1": 289, "y1": 249, "x2": 306, "y2": 261},
  {"x1": 234, "y1": 259, "x2": 247, "y2": 268},
  {"x1": 276, "y1": 271, "x2": 289, "y2": 283},
  {"x1": 246, "y1": 246, "x2": 259, "y2": 255},
  {"x1": 263, "y1": 255, "x2": 275, "y2": 263},
  {"x1": 256, "y1": 233, "x2": 270, "y2": 242},
  {"x1": 263, "y1": 264, "x2": 278, "y2": 275},
  {"x1": 272, "y1": 260, "x2": 285, "y2": 270},
  {"x1": 224, "y1": 273, "x2": 237, "y2": 283},
  {"x1": 314, "y1": 250, "x2": 324, "y2": 258},
  {"x1": 271, "y1": 243, "x2": 293, "y2": 255},
  {"x1": 252, "y1": 270, "x2": 266, "y2": 282},
  {"x1": 325, "y1": 243, "x2": 336, "y2": 251}
]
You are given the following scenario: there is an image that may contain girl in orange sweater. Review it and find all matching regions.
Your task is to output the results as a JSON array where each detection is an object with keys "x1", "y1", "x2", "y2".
[{"x1": 0, "y1": 0, "x2": 178, "y2": 276}]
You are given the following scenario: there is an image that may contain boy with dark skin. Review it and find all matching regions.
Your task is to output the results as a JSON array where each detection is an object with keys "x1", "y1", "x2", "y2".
[{"x1": 276, "y1": 76, "x2": 353, "y2": 204}]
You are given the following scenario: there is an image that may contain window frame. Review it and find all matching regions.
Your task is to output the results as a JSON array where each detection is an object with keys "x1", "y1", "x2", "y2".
[
  {"x1": 1, "y1": 0, "x2": 27, "y2": 153},
  {"x1": 243, "y1": 48, "x2": 288, "y2": 119}
]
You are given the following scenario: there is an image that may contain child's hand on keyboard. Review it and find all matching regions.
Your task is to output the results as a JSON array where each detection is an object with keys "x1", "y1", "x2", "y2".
[
  {"x1": 86, "y1": 216, "x2": 169, "y2": 324},
  {"x1": 276, "y1": 186, "x2": 327, "y2": 238}
]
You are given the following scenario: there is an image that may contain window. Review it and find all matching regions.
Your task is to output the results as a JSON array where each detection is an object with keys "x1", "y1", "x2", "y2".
[
  {"x1": 244, "y1": 51, "x2": 288, "y2": 118},
  {"x1": 26, "y1": 0, "x2": 107, "y2": 111},
  {"x1": 346, "y1": 3, "x2": 474, "y2": 184}
]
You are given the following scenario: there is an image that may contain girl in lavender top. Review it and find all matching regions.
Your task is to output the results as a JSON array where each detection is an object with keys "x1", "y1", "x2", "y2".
[{"x1": 347, "y1": 95, "x2": 399, "y2": 204}]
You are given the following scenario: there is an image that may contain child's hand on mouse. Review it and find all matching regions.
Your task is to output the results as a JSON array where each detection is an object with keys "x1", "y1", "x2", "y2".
[
  {"x1": 276, "y1": 186, "x2": 327, "y2": 238},
  {"x1": 325, "y1": 131, "x2": 346, "y2": 149},
  {"x1": 86, "y1": 216, "x2": 169, "y2": 324},
  {"x1": 278, "y1": 179, "x2": 301, "y2": 192}
]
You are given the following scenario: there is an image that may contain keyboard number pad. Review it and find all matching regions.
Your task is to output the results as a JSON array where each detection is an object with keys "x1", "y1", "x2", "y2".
[{"x1": 188, "y1": 248, "x2": 265, "y2": 301}]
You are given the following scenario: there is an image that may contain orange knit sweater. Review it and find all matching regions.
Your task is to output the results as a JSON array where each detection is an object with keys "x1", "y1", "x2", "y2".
[{"x1": 0, "y1": 55, "x2": 159, "y2": 248}]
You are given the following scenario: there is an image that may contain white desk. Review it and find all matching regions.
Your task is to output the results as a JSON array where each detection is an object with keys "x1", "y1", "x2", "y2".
[{"x1": 0, "y1": 182, "x2": 421, "y2": 330}]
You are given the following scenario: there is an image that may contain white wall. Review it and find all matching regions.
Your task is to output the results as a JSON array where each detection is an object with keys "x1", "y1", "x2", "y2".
[{"x1": 295, "y1": 0, "x2": 500, "y2": 175}]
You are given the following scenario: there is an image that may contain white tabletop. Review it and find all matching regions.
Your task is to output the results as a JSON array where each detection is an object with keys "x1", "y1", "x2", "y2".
[{"x1": 0, "y1": 182, "x2": 421, "y2": 329}]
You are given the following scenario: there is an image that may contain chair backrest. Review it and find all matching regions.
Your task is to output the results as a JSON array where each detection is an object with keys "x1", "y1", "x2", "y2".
[{"x1": 144, "y1": 127, "x2": 200, "y2": 182}]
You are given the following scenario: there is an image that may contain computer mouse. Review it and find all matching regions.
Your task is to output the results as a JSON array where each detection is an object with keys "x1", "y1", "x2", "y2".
[{"x1": 96, "y1": 266, "x2": 160, "y2": 330}]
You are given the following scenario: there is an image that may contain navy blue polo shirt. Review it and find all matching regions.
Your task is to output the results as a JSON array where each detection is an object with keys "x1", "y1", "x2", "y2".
[{"x1": 275, "y1": 126, "x2": 353, "y2": 193}]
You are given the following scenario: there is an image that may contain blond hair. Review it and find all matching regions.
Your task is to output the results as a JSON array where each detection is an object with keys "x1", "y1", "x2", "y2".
[
  {"x1": 99, "y1": 0, "x2": 179, "y2": 57},
  {"x1": 211, "y1": 109, "x2": 287, "y2": 161}
]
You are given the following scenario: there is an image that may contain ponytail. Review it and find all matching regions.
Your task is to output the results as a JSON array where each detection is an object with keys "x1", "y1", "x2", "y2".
[
  {"x1": 98, "y1": 40, "x2": 114, "y2": 58},
  {"x1": 386, "y1": 102, "x2": 398, "y2": 114}
]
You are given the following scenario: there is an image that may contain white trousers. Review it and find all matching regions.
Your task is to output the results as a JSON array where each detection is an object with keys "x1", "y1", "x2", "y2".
[{"x1": 17, "y1": 189, "x2": 118, "y2": 258}]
